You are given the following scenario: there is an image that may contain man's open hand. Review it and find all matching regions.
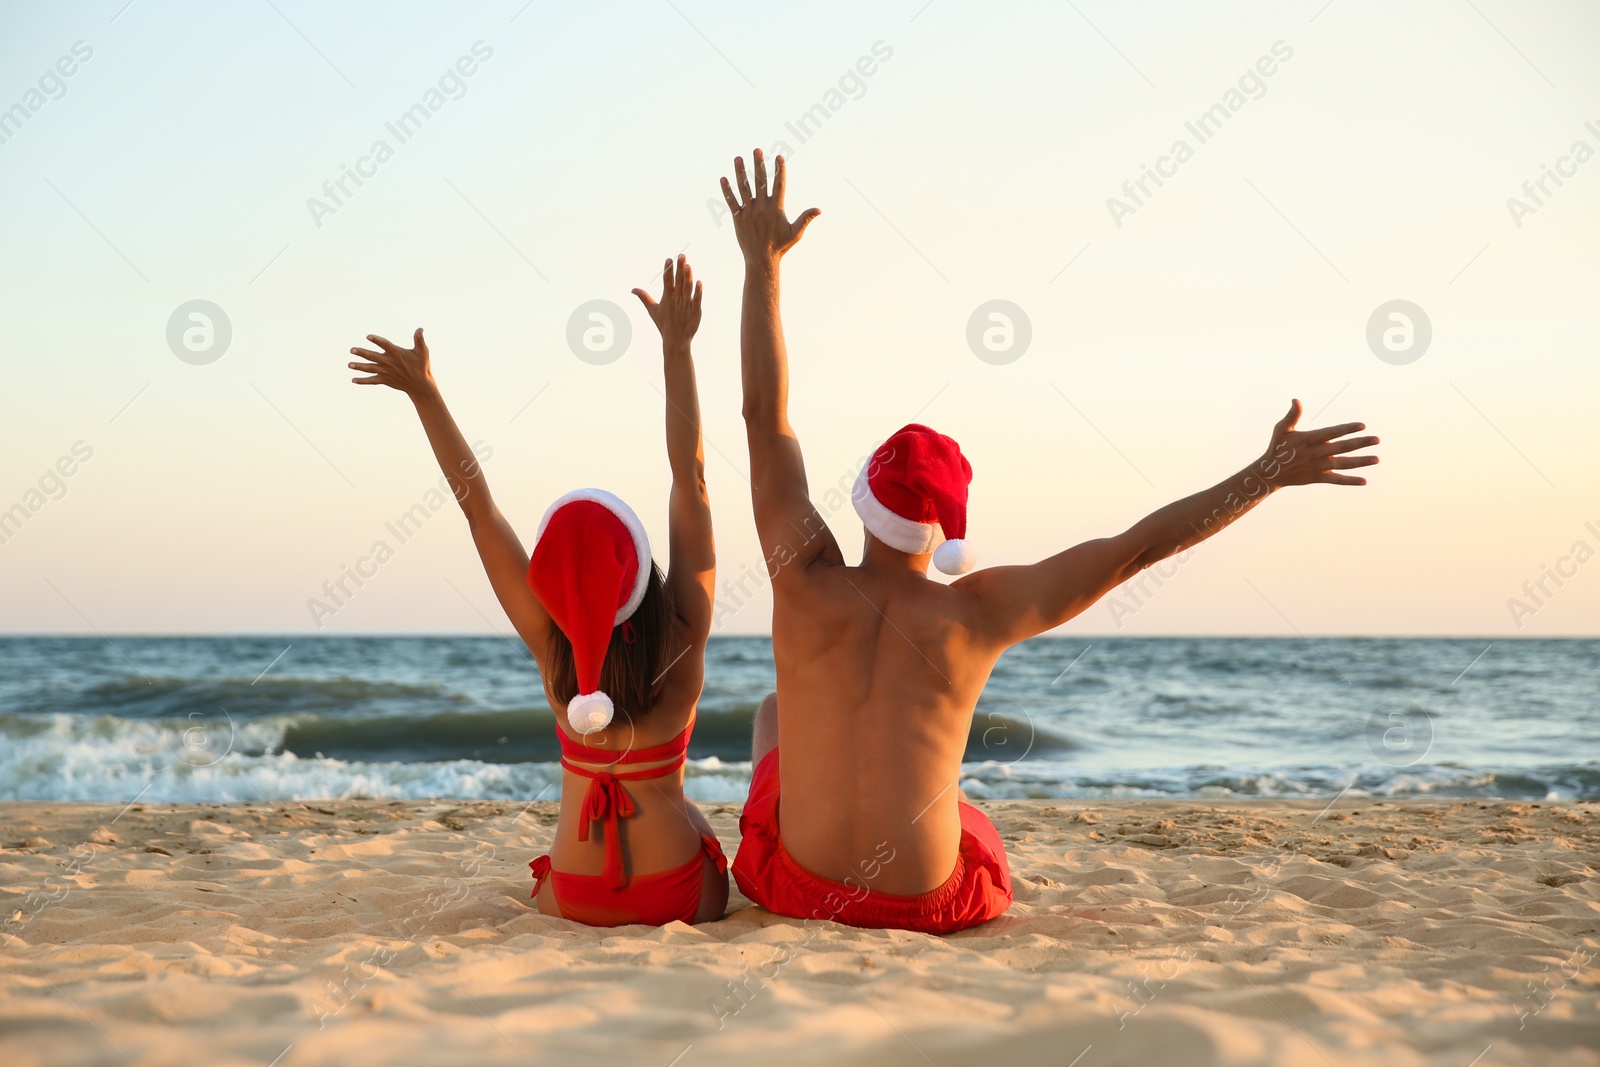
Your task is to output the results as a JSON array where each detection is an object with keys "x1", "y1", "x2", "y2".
[
  {"x1": 720, "y1": 149, "x2": 819, "y2": 264},
  {"x1": 1258, "y1": 400, "x2": 1380, "y2": 488},
  {"x1": 632, "y1": 254, "x2": 702, "y2": 352}
]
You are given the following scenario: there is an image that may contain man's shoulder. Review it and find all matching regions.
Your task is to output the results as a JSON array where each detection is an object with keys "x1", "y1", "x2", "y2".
[
  {"x1": 772, "y1": 558, "x2": 861, "y2": 621},
  {"x1": 783, "y1": 563, "x2": 990, "y2": 639}
]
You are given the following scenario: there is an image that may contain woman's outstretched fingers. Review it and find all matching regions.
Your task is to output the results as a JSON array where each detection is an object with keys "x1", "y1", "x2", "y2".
[
  {"x1": 631, "y1": 287, "x2": 658, "y2": 310},
  {"x1": 1331, "y1": 455, "x2": 1379, "y2": 469},
  {"x1": 720, "y1": 176, "x2": 741, "y2": 215},
  {"x1": 350, "y1": 346, "x2": 384, "y2": 360},
  {"x1": 773, "y1": 154, "x2": 787, "y2": 205},
  {"x1": 753, "y1": 148, "x2": 768, "y2": 198}
]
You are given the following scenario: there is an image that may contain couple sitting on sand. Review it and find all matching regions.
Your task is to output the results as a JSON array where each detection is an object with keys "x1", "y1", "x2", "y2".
[{"x1": 348, "y1": 151, "x2": 1379, "y2": 934}]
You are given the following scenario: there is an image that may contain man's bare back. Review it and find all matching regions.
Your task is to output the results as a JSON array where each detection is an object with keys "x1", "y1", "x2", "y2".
[
  {"x1": 720, "y1": 149, "x2": 1380, "y2": 920},
  {"x1": 767, "y1": 550, "x2": 1005, "y2": 893}
]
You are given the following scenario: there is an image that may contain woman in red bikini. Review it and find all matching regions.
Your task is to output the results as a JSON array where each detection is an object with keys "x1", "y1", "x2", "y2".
[{"x1": 347, "y1": 255, "x2": 727, "y2": 926}]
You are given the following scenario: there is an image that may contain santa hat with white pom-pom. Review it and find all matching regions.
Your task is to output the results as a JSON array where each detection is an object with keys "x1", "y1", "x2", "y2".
[
  {"x1": 851, "y1": 423, "x2": 977, "y2": 575},
  {"x1": 526, "y1": 489, "x2": 652, "y2": 735}
]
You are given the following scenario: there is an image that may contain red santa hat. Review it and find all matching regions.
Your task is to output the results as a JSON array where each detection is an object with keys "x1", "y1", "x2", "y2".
[
  {"x1": 526, "y1": 489, "x2": 652, "y2": 735},
  {"x1": 851, "y1": 423, "x2": 977, "y2": 575}
]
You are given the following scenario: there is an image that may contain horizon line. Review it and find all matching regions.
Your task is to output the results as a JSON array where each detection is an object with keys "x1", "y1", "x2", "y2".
[{"x1": 0, "y1": 632, "x2": 1592, "y2": 641}]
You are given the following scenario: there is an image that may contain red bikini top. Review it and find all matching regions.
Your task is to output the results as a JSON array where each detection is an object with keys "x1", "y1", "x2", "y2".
[
  {"x1": 554, "y1": 719, "x2": 694, "y2": 889},
  {"x1": 555, "y1": 720, "x2": 693, "y2": 771}
]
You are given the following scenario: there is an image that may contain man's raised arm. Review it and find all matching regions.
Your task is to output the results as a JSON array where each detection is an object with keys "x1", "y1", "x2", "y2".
[
  {"x1": 964, "y1": 400, "x2": 1380, "y2": 645},
  {"x1": 720, "y1": 150, "x2": 841, "y2": 577}
]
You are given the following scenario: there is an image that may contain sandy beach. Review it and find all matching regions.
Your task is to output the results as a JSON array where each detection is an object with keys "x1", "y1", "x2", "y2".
[{"x1": 2, "y1": 798, "x2": 1596, "y2": 1066}]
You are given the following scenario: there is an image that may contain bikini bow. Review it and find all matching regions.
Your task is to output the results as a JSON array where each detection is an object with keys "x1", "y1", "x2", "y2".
[{"x1": 578, "y1": 773, "x2": 637, "y2": 888}]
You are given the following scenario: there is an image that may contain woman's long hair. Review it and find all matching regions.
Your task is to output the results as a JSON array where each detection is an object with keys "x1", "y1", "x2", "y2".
[{"x1": 543, "y1": 560, "x2": 675, "y2": 722}]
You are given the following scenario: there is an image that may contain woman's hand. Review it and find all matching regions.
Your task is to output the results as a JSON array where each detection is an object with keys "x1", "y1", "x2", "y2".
[
  {"x1": 347, "y1": 326, "x2": 555, "y2": 656},
  {"x1": 349, "y1": 328, "x2": 436, "y2": 398},
  {"x1": 632, "y1": 255, "x2": 703, "y2": 352},
  {"x1": 639, "y1": 257, "x2": 715, "y2": 641},
  {"x1": 719, "y1": 149, "x2": 819, "y2": 266}
]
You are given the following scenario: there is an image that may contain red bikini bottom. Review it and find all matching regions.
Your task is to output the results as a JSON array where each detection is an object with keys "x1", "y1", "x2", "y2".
[{"x1": 529, "y1": 834, "x2": 727, "y2": 927}]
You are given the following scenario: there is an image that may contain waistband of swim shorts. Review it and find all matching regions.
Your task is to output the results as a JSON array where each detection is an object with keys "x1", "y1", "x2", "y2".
[{"x1": 771, "y1": 835, "x2": 969, "y2": 924}]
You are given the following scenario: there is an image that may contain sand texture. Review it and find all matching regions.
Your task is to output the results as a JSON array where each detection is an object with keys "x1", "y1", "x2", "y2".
[{"x1": 2, "y1": 798, "x2": 1597, "y2": 1066}]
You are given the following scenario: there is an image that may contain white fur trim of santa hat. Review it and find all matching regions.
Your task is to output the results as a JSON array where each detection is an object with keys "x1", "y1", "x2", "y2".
[
  {"x1": 851, "y1": 462, "x2": 977, "y2": 575},
  {"x1": 852, "y1": 465, "x2": 939, "y2": 554},
  {"x1": 534, "y1": 488, "x2": 653, "y2": 625}
]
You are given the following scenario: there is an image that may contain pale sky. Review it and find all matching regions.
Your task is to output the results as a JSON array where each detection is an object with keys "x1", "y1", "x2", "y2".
[{"x1": 2, "y1": 0, "x2": 1596, "y2": 637}]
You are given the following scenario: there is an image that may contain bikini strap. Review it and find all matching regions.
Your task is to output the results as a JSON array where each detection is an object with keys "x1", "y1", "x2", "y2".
[
  {"x1": 700, "y1": 833, "x2": 728, "y2": 875},
  {"x1": 554, "y1": 719, "x2": 694, "y2": 767},
  {"x1": 563, "y1": 763, "x2": 684, "y2": 889},
  {"x1": 528, "y1": 855, "x2": 552, "y2": 898},
  {"x1": 530, "y1": 831, "x2": 724, "y2": 900},
  {"x1": 550, "y1": 718, "x2": 697, "y2": 890}
]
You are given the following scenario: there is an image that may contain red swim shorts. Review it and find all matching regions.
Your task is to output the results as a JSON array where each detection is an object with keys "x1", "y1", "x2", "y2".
[{"x1": 732, "y1": 748, "x2": 1013, "y2": 935}]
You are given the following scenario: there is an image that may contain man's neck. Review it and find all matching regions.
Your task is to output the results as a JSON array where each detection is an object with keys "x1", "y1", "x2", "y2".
[{"x1": 859, "y1": 535, "x2": 931, "y2": 575}]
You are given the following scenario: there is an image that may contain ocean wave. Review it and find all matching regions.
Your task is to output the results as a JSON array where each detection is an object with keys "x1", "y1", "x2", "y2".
[
  {"x1": 957, "y1": 758, "x2": 1600, "y2": 802},
  {"x1": 2, "y1": 712, "x2": 1592, "y2": 803},
  {"x1": 0, "y1": 713, "x2": 755, "y2": 804},
  {"x1": 0, "y1": 704, "x2": 1081, "y2": 768},
  {"x1": 3, "y1": 632, "x2": 1596, "y2": 804},
  {"x1": 8, "y1": 674, "x2": 469, "y2": 721}
]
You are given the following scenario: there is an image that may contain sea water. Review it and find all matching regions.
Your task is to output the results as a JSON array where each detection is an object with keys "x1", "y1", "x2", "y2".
[{"x1": 0, "y1": 636, "x2": 1593, "y2": 804}]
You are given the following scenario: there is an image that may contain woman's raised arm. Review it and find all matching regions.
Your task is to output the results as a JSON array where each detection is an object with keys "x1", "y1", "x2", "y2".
[
  {"x1": 633, "y1": 257, "x2": 716, "y2": 640},
  {"x1": 349, "y1": 328, "x2": 553, "y2": 653}
]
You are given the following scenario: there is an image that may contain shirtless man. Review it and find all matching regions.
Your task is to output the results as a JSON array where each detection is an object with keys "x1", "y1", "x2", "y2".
[{"x1": 720, "y1": 149, "x2": 1380, "y2": 934}]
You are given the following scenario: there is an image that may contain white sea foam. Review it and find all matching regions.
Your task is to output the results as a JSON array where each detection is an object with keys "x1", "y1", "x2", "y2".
[
  {"x1": 0, "y1": 712, "x2": 1587, "y2": 804},
  {"x1": 0, "y1": 713, "x2": 753, "y2": 803}
]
